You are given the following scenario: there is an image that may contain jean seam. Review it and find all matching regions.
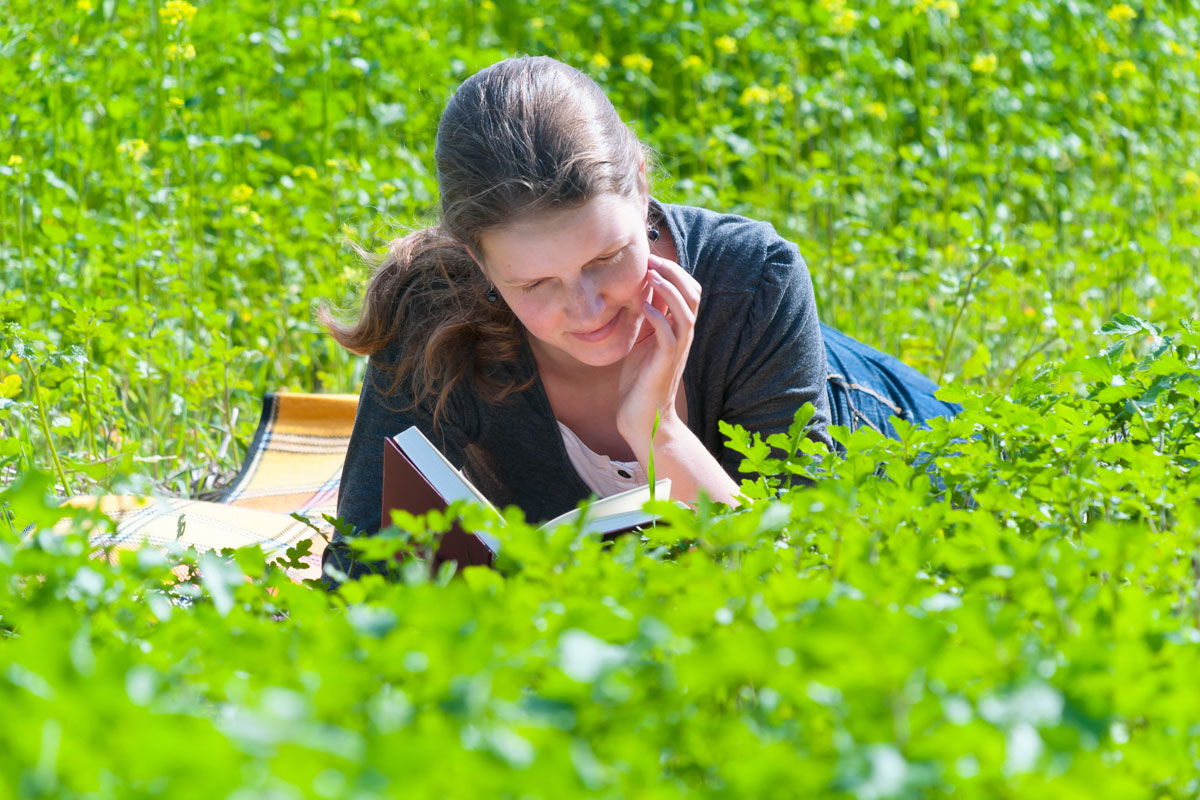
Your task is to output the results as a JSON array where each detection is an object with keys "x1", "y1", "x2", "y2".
[{"x1": 827, "y1": 372, "x2": 907, "y2": 418}]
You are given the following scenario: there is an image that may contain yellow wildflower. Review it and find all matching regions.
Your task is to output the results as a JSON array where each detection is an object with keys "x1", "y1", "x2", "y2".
[
  {"x1": 0, "y1": 374, "x2": 21, "y2": 399},
  {"x1": 1097, "y1": 36, "x2": 1112, "y2": 54},
  {"x1": 70, "y1": 34, "x2": 80, "y2": 45},
  {"x1": 249, "y1": 211, "x2": 262, "y2": 225},
  {"x1": 1091, "y1": 89, "x2": 1109, "y2": 103},
  {"x1": 590, "y1": 53, "x2": 611, "y2": 70},
  {"x1": 774, "y1": 84, "x2": 795, "y2": 104},
  {"x1": 329, "y1": 7, "x2": 362, "y2": 23},
  {"x1": 167, "y1": 95, "x2": 184, "y2": 108},
  {"x1": 621, "y1": 54, "x2": 653, "y2": 73},
  {"x1": 864, "y1": 101, "x2": 887, "y2": 121},
  {"x1": 291, "y1": 165, "x2": 318, "y2": 180},
  {"x1": 1106, "y1": 3, "x2": 1136, "y2": 24},
  {"x1": 7, "y1": 155, "x2": 22, "y2": 167},
  {"x1": 481, "y1": 0, "x2": 495, "y2": 9},
  {"x1": 159, "y1": 0, "x2": 198, "y2": 27},
  {"x1": 10, "y1": 354, "x2": 21, "y2": 364},
  {"x1": 971, "y1": 53, "x2": 998, "y2": 74},
  {"x1": 714, "y1": 35, "x2": 737, "y2": 55},
  {"x1": 739, "y1": 85, "x2": 772, "y2": 106},
  {"x1": 1181, "y1": 170, "x2": 1200, "y2": 191},
  {"x1": 231, "y1": 184, "x2": 254, "y2": 202},
  {"x1": 326, "y1": 159, "x2": 340, "y2": 168},
  {"x1": 118, "y1": 139, "x2": 149, "y2": 161},
  {"x1": 1167, "y1": 41, "x2": 1184, "y2": 56},
  {"x1": 912, "y1": 0, "x2": 932, "y2": 14},
  {"x1": 380, "y1": 183, "x2": 397, "y2": 197},
  {"x1": 77, "y1": 0, "x2": 92, "y2": 10},
  {"x1": 831, "y1": 8, "x2": 859, "y2": 33},
  {"x1": 530, "y1": 16, "x2": 545, "y2": 29},
  {"x1": 936, "y1": 0, "x2": 960, "y2": 18},
  {"x1": 682, "y1": 55, "x2": 705, "y2": 71},
  {"x1": 1111, "y1": 59, "x2": 1138, "y2": 79},
  {"x1": 819, "y1": 0, "x2": 845, "y2": 12},
  {"x1": 165, "y1": 42, "x2": 196, "y2": 60}
]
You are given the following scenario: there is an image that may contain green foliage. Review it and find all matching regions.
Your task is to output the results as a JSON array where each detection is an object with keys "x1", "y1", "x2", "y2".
[{"x1": 2, "y1": 320, "x2": 1199, "y2": 796}]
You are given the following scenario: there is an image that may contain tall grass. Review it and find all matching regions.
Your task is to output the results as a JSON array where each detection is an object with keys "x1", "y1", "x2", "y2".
[{"x1": 1, "y1": 0, "x2": 1196, "y2": 496}]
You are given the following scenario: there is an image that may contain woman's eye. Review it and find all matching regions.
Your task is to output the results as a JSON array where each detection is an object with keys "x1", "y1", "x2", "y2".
[{"x1": 522, "y1": 280, "x2": 544, "y2": 292}]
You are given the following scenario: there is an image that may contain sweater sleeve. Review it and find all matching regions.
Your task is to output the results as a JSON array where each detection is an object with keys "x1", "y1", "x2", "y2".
[{"x1": 715, "y1": 236, "x2": 833, "y2": 477}]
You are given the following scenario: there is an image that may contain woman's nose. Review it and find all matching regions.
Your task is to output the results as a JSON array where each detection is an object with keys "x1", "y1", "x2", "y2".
[{"x1": 570, "y1": 274, "x2": 605, "y2": 319}]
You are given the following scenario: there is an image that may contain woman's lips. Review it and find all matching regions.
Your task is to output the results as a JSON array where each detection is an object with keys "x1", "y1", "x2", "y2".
[{"x1": 571, "y1": 308, "x2": 622, "y2": 342}]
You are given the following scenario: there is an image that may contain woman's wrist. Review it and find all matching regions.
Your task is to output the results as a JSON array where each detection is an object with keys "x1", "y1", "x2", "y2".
[
  {"x1": 625, "y1": 411, "x2": 688, "y2": 467},
  {"x1": 626, "y1": 418, "x2": 741, "y2": 507}
]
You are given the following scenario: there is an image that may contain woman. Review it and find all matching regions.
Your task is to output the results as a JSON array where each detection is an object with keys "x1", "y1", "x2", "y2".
[{"x1": 321, "y1": 56, "x2": 957, "y2": 578}]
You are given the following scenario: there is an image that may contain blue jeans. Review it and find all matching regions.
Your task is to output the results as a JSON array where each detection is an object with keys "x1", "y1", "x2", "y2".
[{"x1": 822, "y1": 323, "x2": 961, "y2": 438}]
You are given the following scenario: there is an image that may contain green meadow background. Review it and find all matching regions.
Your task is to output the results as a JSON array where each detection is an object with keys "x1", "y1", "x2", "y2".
[
  {"x1": 3, "y1": 2, "x2": 1200, "y2": 798},
  {"x1": 2, "y1": 0, "x2": 1196, "y2": 496}
]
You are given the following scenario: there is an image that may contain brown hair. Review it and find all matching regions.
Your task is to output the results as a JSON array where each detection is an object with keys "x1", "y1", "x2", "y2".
[{"x1": 319, "y1": 56, "x2": 651, "y2": 425}]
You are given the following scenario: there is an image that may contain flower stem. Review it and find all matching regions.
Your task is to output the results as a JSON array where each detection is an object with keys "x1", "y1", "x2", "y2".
[{"x1": 27, "y1": 361, "x2": 73, "y2": 498}]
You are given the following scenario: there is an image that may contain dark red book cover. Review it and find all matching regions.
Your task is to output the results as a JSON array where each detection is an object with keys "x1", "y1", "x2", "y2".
[{"x1": 382, "y1": 437, "x2": 496, "y2": 573}]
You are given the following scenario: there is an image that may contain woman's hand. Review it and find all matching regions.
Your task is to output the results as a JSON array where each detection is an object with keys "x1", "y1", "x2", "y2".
[
  {"x1": 615, "y1": 255, "x2": 741, "y2": 508},
  {"x1": 616, "y1": 254, "x2": 701, "y2": 452}
]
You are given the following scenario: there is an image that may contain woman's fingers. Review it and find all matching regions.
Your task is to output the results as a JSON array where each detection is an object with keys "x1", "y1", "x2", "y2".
[
  {"x1": 641, "y1": 300, "x2": 677, "y2": 351},
  {"x1": 647, "y1": 269, "x2": 696, "y2": 341},
  {"x1": 648, "y1": 255, "x2": 701, "y2": 312}
]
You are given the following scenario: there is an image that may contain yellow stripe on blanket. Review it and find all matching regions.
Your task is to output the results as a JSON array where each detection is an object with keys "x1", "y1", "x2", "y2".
[{"x1": 72, "y1": 392, "x2": 355, "y2": 584}]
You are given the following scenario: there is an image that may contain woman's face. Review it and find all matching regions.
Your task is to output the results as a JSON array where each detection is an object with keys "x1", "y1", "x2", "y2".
[{"x1": 476, "y1": 192, "x2": 654, "y2": 372}]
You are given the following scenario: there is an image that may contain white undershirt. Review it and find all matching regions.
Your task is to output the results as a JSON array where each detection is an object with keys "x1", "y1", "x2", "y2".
[{"x1": 557, "y1": 421, "x2": 648, "y2": 498}]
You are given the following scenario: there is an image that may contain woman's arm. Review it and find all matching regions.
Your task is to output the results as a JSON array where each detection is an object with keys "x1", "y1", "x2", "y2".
[{"x1": 713, "y1": 237, "x2": 832, "y2": 476}]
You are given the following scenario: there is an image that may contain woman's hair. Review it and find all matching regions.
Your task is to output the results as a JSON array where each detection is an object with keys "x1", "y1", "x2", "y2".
[{"x1": 319, "y1": 56, "x2": 651, "y2": 425}]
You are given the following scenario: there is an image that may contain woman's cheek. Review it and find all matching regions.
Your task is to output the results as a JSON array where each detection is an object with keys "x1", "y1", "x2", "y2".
[
  {"x1": 627, "y1": 254, "x2": 653, "y2": 304},
  {"x1": 638, "y1": 275, "x2": 654, "y2": 307}
]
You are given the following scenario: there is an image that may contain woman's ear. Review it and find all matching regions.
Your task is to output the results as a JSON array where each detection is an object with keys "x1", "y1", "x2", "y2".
[{"x1": 464, "y1": 245, "x2": 489, "y2": 279}]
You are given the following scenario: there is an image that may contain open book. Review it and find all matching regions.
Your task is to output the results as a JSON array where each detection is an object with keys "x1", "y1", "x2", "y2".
[{"x1": 383, "y1": 426, "x2": 670, "y2": 571}]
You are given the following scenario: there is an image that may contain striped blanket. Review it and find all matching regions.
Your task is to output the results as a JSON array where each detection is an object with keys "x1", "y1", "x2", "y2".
[{"x1": 74, "y1": 393, "x2": 356, "y2": 584}]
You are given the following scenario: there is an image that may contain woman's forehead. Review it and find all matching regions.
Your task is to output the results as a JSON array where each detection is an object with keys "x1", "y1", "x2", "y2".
[{"x1": 480, "y1": 193, "x2": 644, "y2": 278}]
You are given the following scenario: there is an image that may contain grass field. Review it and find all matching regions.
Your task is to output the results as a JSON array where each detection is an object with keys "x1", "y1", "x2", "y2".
[
  {"x1": 2, "y1": 1, "x2": 1200, "y2": 796},
  {"x1": 2, "y1": 0, "x2": 1196, "y2": 496}
]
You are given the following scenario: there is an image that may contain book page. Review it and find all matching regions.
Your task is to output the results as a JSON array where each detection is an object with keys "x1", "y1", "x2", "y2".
[{"x1": 540, "y1": 479, "x2": 671, "y2": 534}]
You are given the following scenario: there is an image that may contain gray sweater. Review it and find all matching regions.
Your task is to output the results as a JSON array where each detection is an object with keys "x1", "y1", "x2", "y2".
[{"x1": 331, "y1": 200, "x2": 831, "y2": 542}]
